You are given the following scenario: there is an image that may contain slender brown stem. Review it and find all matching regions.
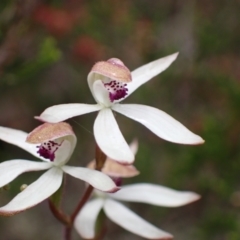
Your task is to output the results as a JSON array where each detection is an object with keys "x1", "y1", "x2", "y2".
[
  {"x1": 48, "y1": 199, "x2": 70, "y2": 226},
  {"x1": 64, "y1": 226, "x2": 72, "y2": 240},
  {"x1": 63, "y1": 144, "x2": 107, "y2": 239},
  {"x1": 92, "y1": 144, "x2": 108, "y2": 240},
  {"x1": 62, "y1": 184, "x2": 94, "y2": 240},
  {"x1": 70, "y1": 184, "x2": 94, "y2": 222}
]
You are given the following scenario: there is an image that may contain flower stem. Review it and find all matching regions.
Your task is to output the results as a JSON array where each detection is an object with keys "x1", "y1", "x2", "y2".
[
  {"x1": 48, "y1": 199, "x2": 70, "y2": 226},
  {"x1": 70, "y1": 184, "x2": 94, "y2": 222},
  {"x1": 48, "y1": 175, "x2": 70, "y2": 226},
  {"x1": 63, "y1": 144, "x2": 107, "y2": 240},
  {"x1": 64, "y1": 226, "x2": 72, "y2": 240}
]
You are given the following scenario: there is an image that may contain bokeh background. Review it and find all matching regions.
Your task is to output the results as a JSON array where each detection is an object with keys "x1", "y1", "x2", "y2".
[{"x1": 0, "y1": 0, "x2": 240, "y2": 239}]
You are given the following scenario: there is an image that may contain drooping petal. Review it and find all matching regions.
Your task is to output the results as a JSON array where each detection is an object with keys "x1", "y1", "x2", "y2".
[
  {"x1": 74, "y1": 198, "x2": 104, "y2": 239},
  {"x1": 88, "y1": 159, "x2": 139, "y2": 178},
  {"x1": 123, "y1": 53, "x2": 178, "y2": 100},
  {"x1": 109, "y1": 183, "x2": 200, "y2": 207},
  {"x1": 87, "y1": 138, "x2": 139, "y2": 178},
  {"x1": 112, "y1": 104, "x2": 204, "y2": 145},
  {"x1": 0, "y1": 160, "x2": 52, "y2": 188},
  {"x1": 61, "y1": 166, "x2": 119, "y2": 192},
  {"x1": 36, "y1": 103, "x2": 103, "y2": 123},
  {"x1": 104, "y1": 199, "x2": 173, "y2": 239},
  {"x1": 0, "y1": 167, "x2": 63, "y2": 216},
  {"x1": 0, "y1": 126, "x2": 43, "y2": 159},
  {"x1": 94, "y1": 108, "x2": 134, "y2": 164}
]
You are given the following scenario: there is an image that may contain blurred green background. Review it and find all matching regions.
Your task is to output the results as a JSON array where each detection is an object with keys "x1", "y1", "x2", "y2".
[{"x1": 0, "y1": 0, "x2": 240, "y2": 239}]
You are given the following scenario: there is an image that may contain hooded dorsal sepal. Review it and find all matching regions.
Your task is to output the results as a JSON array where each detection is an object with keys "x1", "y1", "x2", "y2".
[{"x1": 91, "y1": 58, "x2": 132, "y2": 83}]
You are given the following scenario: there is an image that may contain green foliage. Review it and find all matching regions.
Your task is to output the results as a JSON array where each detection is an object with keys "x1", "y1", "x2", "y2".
[{"x1": 2, "y1": 37, "x2": 61, "y2": 87}]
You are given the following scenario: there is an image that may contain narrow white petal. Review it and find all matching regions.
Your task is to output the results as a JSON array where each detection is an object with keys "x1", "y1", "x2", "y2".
[
  {"x1": 74, "y1": 198, "x2": 104, "y2": 239},
  {"x1": 0, "y1": 160, "x2": 52, "y2": 188},
  {"x1": 94, "y1": 108, "x2": 134, "y2": 164},
  {"x1": 109, "y1": 183, "x2": 200, "y2": 207},
  {"x1": 37, "y1": 103, "x2": 103, "y2": 123},
  {"x1": 0, "y1": 126, "x2": 46, "y2": 159},
  {"x1": 0, "y1": 167, "x2": 63, "y2": 216},
  {"x1": 112, "y1": 104, "x2": 204, "y2": 145},
  {"x1": 104, "y1": 199, "x2": 173, "y2": 239},
  {"x1": 62, "y1": 166, "x2": 119, "y2": 192},
  {"x1": 124, "y1": 53, "x2": 178, "y2": 99}
]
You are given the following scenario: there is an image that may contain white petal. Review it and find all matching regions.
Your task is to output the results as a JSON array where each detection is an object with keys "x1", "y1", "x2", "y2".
[
  {"x1": 129, "y1": 139, "x2": 138, "y2": 155},
  {"x1": 0, "y1": 160, "x2": 52, "y2": 188},
  {"x1": 92, "y1": 80, "x2": 112, "y2": 107},
  {"x1": 0, "y1": 167, "x2": 63, "y2": 216},
  {"x1": 74, "y1": 198, "x2": 104, "y2": 239},
  {"x1": 94, "y1": 108, "x2": 134, "y2": 164},
  {"x1": 0, "y1": 126, "x2": 44, "y2": 159},
  {"x1": 54, "y1": 139, "x2": 73, "y2": 166},
  {"x1": 104, "y1": 199, "x2": 173, "y2": 239},
  {"x1": 109, "y1": 183, "x2": 200, "y2": 207},
  {"x1": 112, "y1": 104, "x2": 204, "y2": 145},
  {"x1": 62, "y1": 166, "x2": 119, "y2": 192},
  {"x1": 36, "y1": 103, "x2": 103, "y2": 123},
  {"x1": 124, "y1": 53, "x2": 178, "y2": 99}
]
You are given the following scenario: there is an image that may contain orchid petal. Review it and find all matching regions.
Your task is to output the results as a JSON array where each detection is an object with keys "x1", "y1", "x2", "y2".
[
  {"x1": 123, "y1": 53, "x2": 178, "y2": 100},
  {"x1": 129, "y1": 139, "x2": 138, "y2": 155},
  {"x1": 0, "y1": 167, "x2": 63, "y2": 216},
  {"x1": 92, "y1": 80, "x2": 112, "y2": 107},
  {"x1": 0, "y1": 126, "x2": 44, "y2": 159},
  {"x1": 94, "y1": 108, "x2": 134, "y2": 164},
  {"x1": 104, "y1": 199, "x2": 173, "y2": 239},
  {"x1": 54, "y1": 139, "x2": 73, "y2": 166},
  {"x1": 88, "y1": 159, "x2": 139, "y2": 178},
  {"x1": 112, "y1": 104, "x2": 204, "y2": 145},
  {"x1": 0, "y1": 160, "x2": 52, "y2": 188},
  {"x1": 62, "y1": 166, "x2": 119, "y2": 192},
  {"x1": 74, "y1": 198, "x2": 104, "y2": 239},
  {"x1": 37, "y1": 104, "x2": 103, "y2": 123},
  {"x1": 109, "y1": 183, "x2": 200, "y2": 207}
]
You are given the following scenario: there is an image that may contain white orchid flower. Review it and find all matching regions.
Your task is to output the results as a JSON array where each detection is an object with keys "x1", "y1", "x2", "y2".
[
  {"x1": 37, "y1": 53, "x2": 204, "y2": 164},
  {"x1": 75, "y1": 183, "x2": 200, "y2": 240},
  {"x1": 0, "y1": 122, "x2": 118, "y2": 216},
  {"x1": 74, "y1": 141, "x2": 200, "y2": 239}
]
